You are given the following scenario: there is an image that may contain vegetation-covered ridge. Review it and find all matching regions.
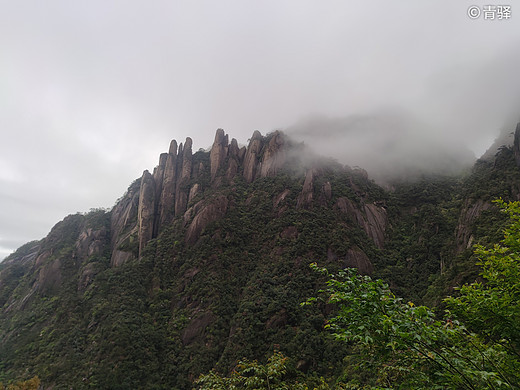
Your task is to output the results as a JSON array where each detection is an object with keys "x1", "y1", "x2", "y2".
[
  {"x1": 199, "y1": 199, "x2": 520, "y2": 389},
  {"x1": 1, "y1": 125, "x2": 520, "y2": 389}
]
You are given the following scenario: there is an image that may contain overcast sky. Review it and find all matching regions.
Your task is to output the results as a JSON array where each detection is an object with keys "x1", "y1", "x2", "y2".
[{"x1": 1, "y1": 1, "x2": 520, "y2": 260}]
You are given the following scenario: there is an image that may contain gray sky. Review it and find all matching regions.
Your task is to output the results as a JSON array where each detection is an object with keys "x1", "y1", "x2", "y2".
[{"x1": 1, "y1": 0, "x2": 520, "y2": 260}]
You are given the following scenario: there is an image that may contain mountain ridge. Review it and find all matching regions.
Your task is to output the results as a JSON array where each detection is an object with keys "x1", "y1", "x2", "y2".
[{"x1": 2, "y1": 124, "x2": 520, "y2": 388}]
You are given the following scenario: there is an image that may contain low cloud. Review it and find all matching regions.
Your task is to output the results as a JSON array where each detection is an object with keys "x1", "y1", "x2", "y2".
[
  {"x1": 286, "y1": 109, "x2": 476, "y2": 184},
  {"x1": 1, "y1": 1, "x2": 519, "y2": 260}
]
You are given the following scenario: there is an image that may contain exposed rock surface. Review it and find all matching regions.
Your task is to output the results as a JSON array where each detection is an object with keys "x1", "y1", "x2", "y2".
[
  {"x1": 78, "y1": 262, "x2": 100, "y2": 291},
  {"x1": 108, "y1": 129, "x2": 295, "y2": 258},
  {"x1": 456, "y1": 199, "x2": 492, "y2": 253},
  {"x1": 514, "y1": 123, "x2": 520, "y2": 167},
  {"x1": 210, "y1": 129, "x2": 228, "y2": 181},
  {"x1": 36, "y1": 258, "x2": 62, "y2": 294},
  {"x1": 175, "y1": 138, "x2": 193, "y2": 216},
  {"x1": 273, "y1": 189, "x2": 291, "y2": 208},
  {"x1": 137, "y1": 170, "x2": 156, "y2": 257},
  {"x1": 226, "y1": 138, "x2": 240, "y2": 181},
  {"x1": 3, "y1": 125, "x2": 519, "y2": 389},
  {"x1": 322, "y1": 181, "x2": 332, "y2": 201},
  {"x1": 260, "y1": 131, "x2": 286, "y2": 177},
  {"x1": 153, "y1": 153, "x2": 168, "y2": 235},
  {"x1": 181, "y1": 311, "x2": 217, "y2": 345},
  {"x1": 158, "y1": 140, "x2": 178, "y2": 227},
  {"x1": 109, "y1": 128, "x2": 391, "y2": 260},
  {"x1": 74, "y1": 227, "x2": 108, "y2": 262},
  {"x1": 189, "y1": 183, "x2": 201, "y2": 202},
  {"x1": 110, "y1": 180, "x2": 140, "y2": 265},
  {"x1": 335, "y1": 197, "x2": 387, "y2": 249},
  {"x1": 297, "y1": 169, "x2": 316, "y2": 209},
  {"x1": 345, "y1": 246, "x2": 374, "y2": 275},
  {"x1": 327, "y1": 246, "x2": 373, "y2": 275},
  {"x1": 185, "y1": 195, "x2": 229, "y2": 244},
  {"x1": 243, "y1": 130, "x2": 263, "y2": 183},
  {"x1": 363, "y1": 203, "x2": 387, "y2": 249}
]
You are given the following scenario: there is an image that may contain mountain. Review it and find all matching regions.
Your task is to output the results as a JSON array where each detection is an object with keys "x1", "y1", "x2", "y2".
[{"x1": 1, "y1": 125, "x2": 520, "y2": 389}]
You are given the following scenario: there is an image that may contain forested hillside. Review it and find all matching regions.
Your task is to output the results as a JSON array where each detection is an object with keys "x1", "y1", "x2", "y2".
[{"x1": 1, "y1": 126, "x2": 520, "y2": 389}]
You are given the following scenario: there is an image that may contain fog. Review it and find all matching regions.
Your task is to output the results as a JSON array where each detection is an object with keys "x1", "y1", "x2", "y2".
[
  {"x1": 1, "y1": 1, "x2": 519, "y2": 260},
  {"x1": 286, "y1": 110, "x2": 477, "y2": 184}
]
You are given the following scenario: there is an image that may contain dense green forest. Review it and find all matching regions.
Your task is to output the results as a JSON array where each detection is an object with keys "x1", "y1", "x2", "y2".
[
  {"x1": 198, "y1": 200, "x2": 520, "y2": 388},
  {"x1": 1, "y1": 129, "x2": 520, "y2": 389}
]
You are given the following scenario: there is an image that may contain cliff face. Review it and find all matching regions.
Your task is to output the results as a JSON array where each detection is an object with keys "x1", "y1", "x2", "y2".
[
  {"x1": 0, "y1": 211, "x2": 111, "y2": 310},
  {"x1": 1, "y1": 127, "x2": 391, "y2": 322},
  {"x1": 109, "y1": 129, "x2": 303, "y2": 263}
]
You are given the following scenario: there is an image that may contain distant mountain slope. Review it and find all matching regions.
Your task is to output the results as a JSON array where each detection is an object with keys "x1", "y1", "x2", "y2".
[{"x1": 2, "y1": 124, "x2": 520, "y2": 389}]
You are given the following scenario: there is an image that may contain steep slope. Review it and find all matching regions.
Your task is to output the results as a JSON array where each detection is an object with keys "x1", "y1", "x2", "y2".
[
  {"x1": 1, "y1": 125, "x2": 520, "y2": 388},
  {"x1": 0, "y1": 130, "x2": 389, "y2": 388}
]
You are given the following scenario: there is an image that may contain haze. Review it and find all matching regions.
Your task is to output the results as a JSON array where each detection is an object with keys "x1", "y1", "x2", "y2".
[{"x1": 1, "y1": 1, "x2": 519, "y2": 260}]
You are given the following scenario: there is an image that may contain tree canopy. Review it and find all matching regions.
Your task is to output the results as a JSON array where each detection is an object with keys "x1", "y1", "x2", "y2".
[{"x1": 305, "y1": 199, "x2": 520, "y2": 389}]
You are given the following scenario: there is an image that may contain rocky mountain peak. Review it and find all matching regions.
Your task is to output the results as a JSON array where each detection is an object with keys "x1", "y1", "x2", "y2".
[{"x1": 108, "y1": 129, "x2": 294, "y2": 263}]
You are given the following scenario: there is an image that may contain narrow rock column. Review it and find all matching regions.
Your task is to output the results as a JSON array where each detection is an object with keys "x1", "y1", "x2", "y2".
[
  {"x1": 175, "y1": 138, "x2": 193, "y2": 216},
  {"x1": 210, "y1": 129, "x2": 229, "y2": 181},
  {"x1": 243, "y1": 130, "x2": 263, "y2": 183},
  {"x1": 158, "y1": 140, "x2": 179, "y2": 227},
  {"x1": 137, "y1": 170, "x2": 156, "y2": 257}
]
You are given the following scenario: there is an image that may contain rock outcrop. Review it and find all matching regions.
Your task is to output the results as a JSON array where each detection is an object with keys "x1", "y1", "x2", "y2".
[
  {"x1": 243, "y1": 130, "x2": 263, "y2": 183},
  {"x1": 363, "y1": 203, "x2": 387, "y2": 249},
  {"x1": 175, "y1": 138, "x2": 193, "y2": 216},
  {"x1": 327, "y1": 246, "x2": 373, "y2": 275},
  {"x1": 210, "y1": 129, "x2": 228, "y2": 181},
  {"x1": 110, "y1": 179, "x2": 140, "y2": 266},
  {"x1": 37, "y1": 258, "x2": 62, "y2": 294},
  {"x1": 226, "y1": 138, "x2": 240, "y2": 181},
  {"x1": 107, "y1": 129, "x2": 316, "y2": 261},
  {"x1": 297, "y1": 169, "x2": 316, "y2": 209},
  {"x1": 335, "y1": 197, "x2": 387, "y2": 249},
  {"x1": 152, "y1": 153, "x2": 168, "y2": 235},
  {"x1": 158, "y1": 140, "x2": 179, "y2": 227},
  {"x1": 185, "y1": 195, "x2": 229, "y2": 244},
  {"x1": 137, "y1": 170, "x2": 156, "y2": 257},
  {"x1": 107, "y1": 128, "x2": 391, "y2": 258},
  {"x1": 74, "y1": 227, "x2": 108, "y2": 262},
  {"x1": 514, "y1": 123, "x2": 520, "y2": 167},
  {"x1": 455, "y1": 199, "x2": 492, "y2": 253},
  {"x1": 260, "y1": 131, "x2": 285, "y2": 177},
  {"x1": 345, "y1": 246, "x2": 374, "y2": 275}
]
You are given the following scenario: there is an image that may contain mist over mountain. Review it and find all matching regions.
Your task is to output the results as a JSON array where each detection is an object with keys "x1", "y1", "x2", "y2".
[
  {"x1": 2, "y1": 0, "x2": 520, "y2": 261},
  {"x1": 286, "y1": 110, "x2": 476, "y2": 184},
  {"x1": 2, "y1": 123, "x2": 520, "y2": 388}
]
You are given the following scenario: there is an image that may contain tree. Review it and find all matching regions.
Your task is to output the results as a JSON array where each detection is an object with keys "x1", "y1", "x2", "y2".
[
  {"x1": 0, "y1": 376, "x2": 40, "y2": 390},
  {"x1": 445, "y1": 199, "x2": 520, "y2": 356},
  {"x1": 305, "y1": 201, "x2": 520, "y2": 389},
  {"x1": 195, "y1": 351, "x2": 330, "y2": 390}
]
